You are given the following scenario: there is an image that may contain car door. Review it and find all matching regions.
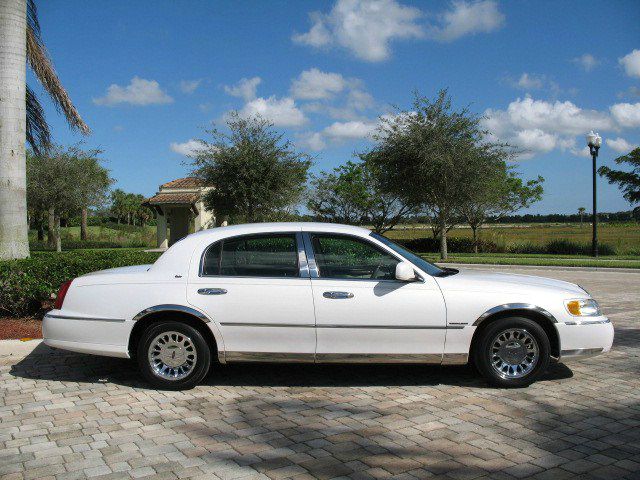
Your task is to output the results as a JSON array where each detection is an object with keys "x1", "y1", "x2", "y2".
[
  {"x1": 306, "y1": 232, "x2": 447, "y2": 362},
  {"x1": 187, "y1": 232, "x2": 316, "y2": 361}
]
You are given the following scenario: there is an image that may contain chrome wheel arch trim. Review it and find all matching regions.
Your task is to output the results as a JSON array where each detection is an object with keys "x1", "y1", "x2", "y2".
[
  {"x1": 473, "y1": 303, "x2": 557, "y2": 326},
  {"x1": 131, "y1": 304, "x2": 227, "y2": 364}
]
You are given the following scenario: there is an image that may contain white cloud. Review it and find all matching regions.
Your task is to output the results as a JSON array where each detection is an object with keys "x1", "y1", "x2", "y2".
[
  {"x1": 571, "y1": 146, "x2": 592, "y2": 158},
  {"x1": 170, "y1": 139, "x2": 208, "y2": 157},
  {"x1": 93, "y1": 77, "x2": 173, "y2": 106},
  {"x1": 297, "y1": 132, "x2": 327, "y2": 151},
  {"x1": 224, "y1": 77, "x2": 262, "y2": 101},
  {"x1": 239, "y1": 96, "x2": 307, "y2": 127},
  {"x1": 610, "y1": 102, "x2": 640, "y2": 128},
  {"x1": 606, "y1": 137, "x2": 638, "y2": 154},
  {"x1": 482, "y1": 96, "x2": 618, "y2": 158},
  {"x1": 572, "y1": 54, "x2": 599, "y2": 72},
  {"x1": 513, "y1": 73, "x2": 544, "y2": 90},
  {"x1": 180, "y1": 79, "x2": 202, "y2": 94},
  {"x1": 291, "y1": 68, "x2": 348, "y2": 100},
  {"x1": 292, "y1": 0, "x2": 423, "y2": 62},
  {"x1": 619, "y1": 49, "x2": 640, "y2": 78},
  {"x1": 323, "y1": 120, "x2": 377, "y2": 139},
  {"x1": 428, "y1": 0, "x2": 505, "y2": 42}
]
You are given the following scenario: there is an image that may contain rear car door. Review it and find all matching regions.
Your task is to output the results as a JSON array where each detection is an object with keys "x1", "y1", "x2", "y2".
[
  {"x1": 306, "y1": 232, "x2": 447, "y2": 362},
  {"x1": 187, "y1": 232, "x2": 316, "y2": 361}
]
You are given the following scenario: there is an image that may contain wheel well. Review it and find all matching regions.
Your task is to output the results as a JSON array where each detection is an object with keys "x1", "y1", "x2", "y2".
[
  {"x1": 128, "y1": 311, "x2": 218, "y2": 360},
  {"x1": 470, "y1": 309, "x2": 560, "y2": 361}
]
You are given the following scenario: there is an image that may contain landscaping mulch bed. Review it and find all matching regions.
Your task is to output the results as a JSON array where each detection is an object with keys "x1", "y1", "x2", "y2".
[{"x1": 0, "y1": 318, "x2": 42, "y2": 340}]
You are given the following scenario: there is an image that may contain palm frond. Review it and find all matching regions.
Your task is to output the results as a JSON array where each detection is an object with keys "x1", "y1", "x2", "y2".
[
  {"x1": 26, "y1": 0, "x2": 90, "y2": 135},
  {"x1": 26, "y1": 85, "x2": 52, "y2": 155}
]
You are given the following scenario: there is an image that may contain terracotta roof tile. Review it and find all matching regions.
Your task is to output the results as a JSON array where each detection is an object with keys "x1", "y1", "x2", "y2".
[
  {"x1": 146, "y1": 192, "x2": 199, "y2": 205},
  {"x1": 160, "y1": 177, "x2": 204, "y2": 189}
]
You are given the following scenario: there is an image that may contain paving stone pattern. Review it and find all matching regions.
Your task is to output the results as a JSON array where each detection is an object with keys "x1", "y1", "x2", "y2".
[{"x1": 1, "y1": 267, "x2": 639, "y2": 479}]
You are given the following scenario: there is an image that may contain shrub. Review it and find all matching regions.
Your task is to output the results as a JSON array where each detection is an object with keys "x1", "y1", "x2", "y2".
[
  {"x1": 506, "y1": 242, "x2": 542, "y2": 254},
  {"x1": 395, "y1": 236, "x2": 501, "y2": 253},
  {"x1": 0, "y1": 250, "x2": 162, "y2": 318},
  {"x1": 545, "y1": 239, "x2": 616, "y2": 256}
]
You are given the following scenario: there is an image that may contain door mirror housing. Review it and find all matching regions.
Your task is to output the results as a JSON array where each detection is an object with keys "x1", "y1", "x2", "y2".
[{"x1": 395, "y1": 262, "x2": 417, "y2": 282}]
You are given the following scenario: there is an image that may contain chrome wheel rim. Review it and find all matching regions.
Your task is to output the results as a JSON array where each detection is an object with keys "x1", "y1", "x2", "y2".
[
  {"x1": 490, "y1": 328, "x2": 539, "y2": 379},
  {"x1": 148, "y1": 331, "x2": 197, "y2": 381}
]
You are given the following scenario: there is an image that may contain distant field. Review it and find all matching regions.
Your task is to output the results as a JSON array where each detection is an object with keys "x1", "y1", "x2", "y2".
[{"x1": 386, "y1": 223, "x2": 640, "y2": 255}]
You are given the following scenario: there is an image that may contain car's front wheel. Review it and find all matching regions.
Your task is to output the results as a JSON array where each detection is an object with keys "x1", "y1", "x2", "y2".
[
  {"x1": 137, "y1": 321, "x2": 211, "y2": 390},
  {"x1": 474, "y1": 317, "x2": 550, "y2": 388}
]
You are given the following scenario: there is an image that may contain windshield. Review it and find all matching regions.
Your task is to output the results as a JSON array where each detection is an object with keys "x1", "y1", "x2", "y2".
[{"x1": 370, "y1": 233, "x2": 445, "y2": 277}]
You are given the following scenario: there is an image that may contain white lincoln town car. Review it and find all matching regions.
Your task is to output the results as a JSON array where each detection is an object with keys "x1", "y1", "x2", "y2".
[{"x1": 43, "y1": 222, "x2": 614, "y2": 389}]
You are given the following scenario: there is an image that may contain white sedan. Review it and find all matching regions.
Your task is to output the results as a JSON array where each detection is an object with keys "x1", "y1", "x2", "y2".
[{"x1": 43, "y1": 222, "x2": 614, "y2": 389}]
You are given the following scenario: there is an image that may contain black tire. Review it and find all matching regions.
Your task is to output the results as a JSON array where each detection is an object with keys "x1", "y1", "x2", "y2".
[
  {"x1": 474, "y1": 317, "x2": 550, "y2": 388},
  {"x1": 137, "y1": 321, "x2": 211, "y2": 390}
]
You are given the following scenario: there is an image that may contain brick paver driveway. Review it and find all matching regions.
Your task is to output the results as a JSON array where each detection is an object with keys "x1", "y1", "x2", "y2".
[{"x1": 2, "y1": 266, "x2": 639, "y2": 480}]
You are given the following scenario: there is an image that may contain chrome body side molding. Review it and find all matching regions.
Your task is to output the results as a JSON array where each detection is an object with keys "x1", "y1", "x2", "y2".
[
  {"x1": 45, "y1": 314, "x2": 125, "y2": 323},
  {"x1": 473, "y1": 303, "x2": 557, "y2": 326},
  {"x1": 560, "y1": 348, "x2": 604, "y2": 360},
  {"x1": 132, "y1": 304, "x2": 211, "y2": 323},
  {"x1": 219, "y1": 322, "x2": 461, "y2": 330},
  {"x1": 564, "y1": 318, "x2": 610, "y2": 326},
  {"x1": 223, "y1": 351, "x2": 469, "y2": 365}
]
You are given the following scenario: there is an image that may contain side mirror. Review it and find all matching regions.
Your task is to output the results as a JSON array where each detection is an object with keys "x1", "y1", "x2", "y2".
[{"x1": 395, "y1": 262, "x2": 417, "y2": 282}]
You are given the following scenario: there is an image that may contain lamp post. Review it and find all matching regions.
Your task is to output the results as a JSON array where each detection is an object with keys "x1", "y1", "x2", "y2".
[{"x1": 586, "y1": 130, "x2": 602, "y2": 257}]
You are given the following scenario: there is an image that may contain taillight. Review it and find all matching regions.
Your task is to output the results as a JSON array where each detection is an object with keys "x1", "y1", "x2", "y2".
[{"x1": 54, "y1": 280, "x2": 73, "y2": 310}]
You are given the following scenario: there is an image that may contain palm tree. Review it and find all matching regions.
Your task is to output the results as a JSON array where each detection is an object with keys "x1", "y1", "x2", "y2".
[
  {"x1": 578, "y1": 207, "x2": 586, "y2": 228},
  {"x1": 0, "y1": 0, "x2": 89, "y2": 260}
]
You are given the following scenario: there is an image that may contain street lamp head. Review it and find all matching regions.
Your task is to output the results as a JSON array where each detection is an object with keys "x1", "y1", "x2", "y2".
[
  {"x1": 595, "y1": 133, "x2": 602, "y2": 147},
  {"x1": 586, "y1": 130, "x2": 598, "y2": 147}
]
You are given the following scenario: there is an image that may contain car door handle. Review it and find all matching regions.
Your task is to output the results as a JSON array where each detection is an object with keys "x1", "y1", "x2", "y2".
[
  {"x1": 197, "y1": 288, "x2": 227, "y2": 295},
  {"x1": 323, "y1": 291, "x2": 354, "y2": 299}
]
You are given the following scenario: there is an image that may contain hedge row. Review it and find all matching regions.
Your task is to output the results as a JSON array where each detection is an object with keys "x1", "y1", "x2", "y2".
[
  {"x1": 0, "y1": 250, "x2": 162, "y2": 318},
  {"x1": 395, "y1": 237, "x2": 616, "y2": 256}
]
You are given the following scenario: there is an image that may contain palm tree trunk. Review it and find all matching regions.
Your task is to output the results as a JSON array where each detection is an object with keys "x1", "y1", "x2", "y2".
[
  {"x1": 0, "y1": 0, "x2": 29, "y2": 260},
  {"x1": 80, "y1": 207, "x2": 88, "y2": 240},
  {"x1": 472, "y1": 226, "x2": 478, "y2": 254},
  {"x1": 36, "y1": 212, "x2": 44, "y2": 241}
]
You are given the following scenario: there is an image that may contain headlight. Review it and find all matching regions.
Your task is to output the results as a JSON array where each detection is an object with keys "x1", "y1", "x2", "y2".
[{"x1": 565, "y1": 298, "x2": 601, "y2": 317}]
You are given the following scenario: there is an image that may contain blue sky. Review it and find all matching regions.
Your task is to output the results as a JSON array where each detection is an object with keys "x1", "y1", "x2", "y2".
[{"x1": 33, "y1": 0, "x2": 640, "y2": 214}]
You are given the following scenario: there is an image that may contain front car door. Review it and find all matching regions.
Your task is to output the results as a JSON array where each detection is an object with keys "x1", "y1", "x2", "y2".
[
  {"x1": 187, "y1": 231, "x2": 316, "y2": 361},
  {"x1": 306, "y1": 232, "x2": 447, "y2": 362}
]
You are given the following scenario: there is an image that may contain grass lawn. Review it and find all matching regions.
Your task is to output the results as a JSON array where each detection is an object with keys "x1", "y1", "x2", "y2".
[
  {"x1": 386, "y1": 222, "x2": 640, "y2": 255},
  {"x1": 421, "y1": 253, "x2": 640, "y2": 269}
]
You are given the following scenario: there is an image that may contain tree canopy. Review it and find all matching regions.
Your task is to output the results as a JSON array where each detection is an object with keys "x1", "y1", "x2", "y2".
[
  {"x1": 190, "y1": 113, "x2": 312, "y2": 223},
  {"x1": 308, "y1": 160, "x2": 417, "y2": 233},
  {"x1": 364, "y1": 89, "x2": 520, "y2": 259},
  {"x1": 598, "y1": 147, "x2": 640, "y2": 206}
]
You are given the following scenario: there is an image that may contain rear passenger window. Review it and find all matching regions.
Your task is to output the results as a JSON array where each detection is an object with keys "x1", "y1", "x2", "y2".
[{"x1": 202, "y1": 234, "x2": 299, "y2": 278}]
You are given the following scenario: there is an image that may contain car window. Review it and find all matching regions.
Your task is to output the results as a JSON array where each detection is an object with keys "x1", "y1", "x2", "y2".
[
  {"x1": 311, "y1": 234, "x2": 399, "y2": 280},
  {"x1": 202, "y1": 234, "x2": 299, "y2": 278}
]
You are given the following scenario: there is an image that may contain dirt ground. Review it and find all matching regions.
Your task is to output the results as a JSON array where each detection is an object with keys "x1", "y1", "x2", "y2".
[{"x1": 0, "y1": 317, "x2": 42, "y2": 340}]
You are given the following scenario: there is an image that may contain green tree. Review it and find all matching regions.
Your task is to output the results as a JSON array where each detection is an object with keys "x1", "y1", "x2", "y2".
[
  {"x1": 27, "y1": 146, "x2": 82, "y2": 251},
  {"x1": 598, "y1": 147, "x2": 640, "y2": 206},
  {"x1": 365, "y1": 90, "x2": 494, "y2": 259},
  {"x1": 1, "y1": 0, "x2": 89, "y2": 260},
  {"x1": 67, "y1": 146, "x2": 112, "y2": 240},
  {"x1": 308, "y1": 160, "x2": 417, "y2": 233},
  {"x1": 460, "y1": 161, "x2": 544, "y2": 252},
  {"x1": 190, "y1": 113, "x2": 312, "y2": 223},
  {"x1": 578, "y1": 207, "x2": 586, "y2": 227}
]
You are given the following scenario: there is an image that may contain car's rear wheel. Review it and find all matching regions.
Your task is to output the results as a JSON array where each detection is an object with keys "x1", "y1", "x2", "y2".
[
  {"x1": 474, "y1": 317, "x2": 550, "y2": 388},
  {"x1": 137, "y1": 321, "x2": 211, "y2": 390}
]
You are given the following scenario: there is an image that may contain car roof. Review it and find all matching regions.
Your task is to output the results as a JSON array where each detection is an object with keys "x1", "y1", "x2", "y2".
[{"x1": 150, "y1": 222, "x2": 374, "y2": 274}]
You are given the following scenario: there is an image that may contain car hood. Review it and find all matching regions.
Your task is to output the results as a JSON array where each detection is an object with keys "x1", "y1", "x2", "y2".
[{"x1": 435, "y1": 268, "x2": 587, "y2": 296}]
